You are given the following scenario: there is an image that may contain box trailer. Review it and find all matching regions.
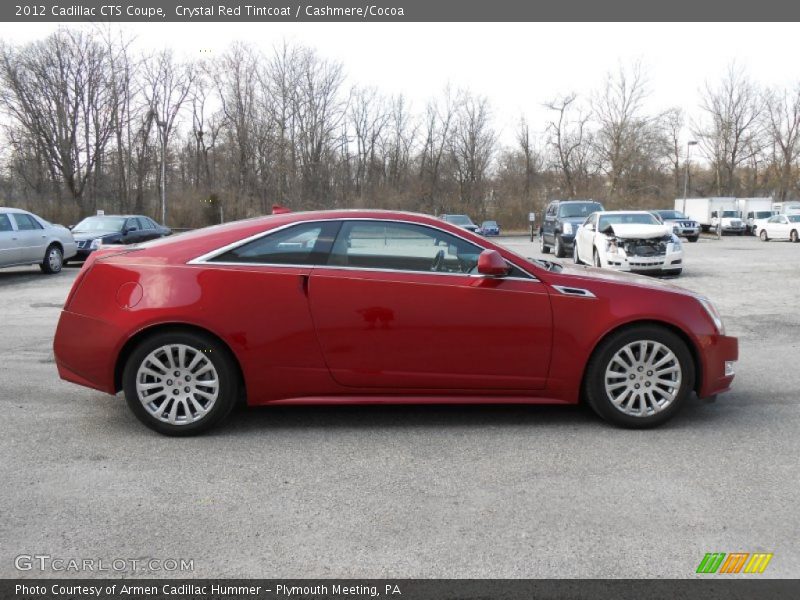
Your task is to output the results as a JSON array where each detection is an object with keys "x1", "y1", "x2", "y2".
[
  {"x1": 736, "y1": 197, "x2": 776, "y2": 233},
  {"x1": 675, "y1": 197, "x2": 744, "y2": 233}
]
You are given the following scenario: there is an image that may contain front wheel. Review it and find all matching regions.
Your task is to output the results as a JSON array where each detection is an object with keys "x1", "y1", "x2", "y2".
[
  {"x1": 760, "y1": 230, "x2": 768, "y2": 242},
  {"x1": 687, "y1": 235, "x2": 699, "y2": 243},
  {"x1": 593, "y1": 249, "x2": 602, "y2": 268},
  {"x1": 661, "y1": 268, "x2": 682, "y2": 277},
  {"x1": 539, "y1": 233, "x2": 550, "y2": 254},
  {"x1": 40, "y1": 244, "x2": 63, "y2": 274},
  {"x1": 122, "y1": 330, "x2": 239, "y2": 436},
  {"x1": 554, "y1": 234, "x2": 566, "y2": 258},
  {"x1": 584, "y1": 325, "x2": 695, "y2": 428},
  {"x1": 573, "y1": 241, "x2": 583, "y2": 264},
  {"x1": 791, "y1": 230, "x2": 798, "y2": 243}
]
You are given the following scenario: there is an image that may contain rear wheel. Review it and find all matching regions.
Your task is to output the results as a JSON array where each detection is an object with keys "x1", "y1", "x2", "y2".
[
  {"x1": 584, "y1": 325, "x2": 695, "y2": 428},
  {"x1": 791, "y1": 230, "x2": 798, "y2": 243},
  {"x1": 122, "y1": 330, "x2": 239, "y2": 436},
  {"x1": 539, "y1": 233, "x2": 550, "y2": 254},
  {"x1": 39, "y1": 244, "x2": 63, "y2": 274},
  {"x1": 760, "y1": 230, "x2": 769, "y2": 242}
]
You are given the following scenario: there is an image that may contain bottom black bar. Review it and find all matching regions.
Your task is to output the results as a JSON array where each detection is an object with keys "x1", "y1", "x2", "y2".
[{"x1": 3, "y1": 579, "x2": 799, "y2": 600}]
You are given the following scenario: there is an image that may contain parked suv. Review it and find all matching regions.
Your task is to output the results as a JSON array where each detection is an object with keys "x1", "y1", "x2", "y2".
[
  {"x1": 651, "y1": 210, "x2": 700, "y2": 242},
  {"x1": 540, "y1": 200, "x2": 604, "y2": 257}
]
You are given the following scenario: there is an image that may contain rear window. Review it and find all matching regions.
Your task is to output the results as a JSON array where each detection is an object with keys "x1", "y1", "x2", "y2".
[{"x1": 210, "y1": 222, "x2": 338, "y2": 265}]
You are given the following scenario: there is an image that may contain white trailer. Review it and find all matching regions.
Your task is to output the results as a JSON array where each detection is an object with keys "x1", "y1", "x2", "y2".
[
  {"x1": 736, "y1": 197, "x2": 775, "y2": 233},
  {"x1": 675, "y1": 197, "x2": 743, "y2": 232},
  {"x1": 773, "y1": 200, "x2": 800, "y2": 214}
]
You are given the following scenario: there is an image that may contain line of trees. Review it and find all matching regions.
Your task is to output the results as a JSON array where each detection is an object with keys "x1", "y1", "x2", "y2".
[{"x1": 1, "y1": 29, "x2": 799, "y2": 229}]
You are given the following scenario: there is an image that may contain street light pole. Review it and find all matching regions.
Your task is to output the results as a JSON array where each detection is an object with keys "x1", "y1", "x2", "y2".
[{"x1": 682, "y1": 140, "x2": 698, "y2": 214}]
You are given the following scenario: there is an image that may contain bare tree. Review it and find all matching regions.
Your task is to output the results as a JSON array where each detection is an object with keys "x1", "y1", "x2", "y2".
[
  {"x1": 593, "y1": 62, "x2": 654, "y2": 198},
  {"x1": 450, "y1": 91, "x2": 496, "y2": 211},
  {"x1": 544, "y1": 93, "x2": 593, "y2": 198},
  {"x1": 143, "y1": 49, "x2": 195, "y2": 223},
  {"x1": 694, "y1": 64, "x2": 762, "y2": 196},
  {"x1": 0, "y1": 29, "x2": 117, "y2": 212},
  {"x1": 763, "y1": 85, "x2": 800, "y2": 201}
]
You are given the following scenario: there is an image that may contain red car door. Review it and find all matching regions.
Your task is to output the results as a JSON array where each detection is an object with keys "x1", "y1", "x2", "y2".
[{"x1": 308, "y1": 220, "x2": 553, "y2": 391}]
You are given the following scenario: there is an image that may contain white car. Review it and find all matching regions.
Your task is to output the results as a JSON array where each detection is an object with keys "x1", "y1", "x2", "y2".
[
  {"x1": 574, "y1": 211, "x2": 684, "y2": 276},
  {"x1": 756, "y1": 213, "x2": 800, "y2": 242},
  {"x1": 0, "y1": 207, "x2": 77, "y2": 274}
]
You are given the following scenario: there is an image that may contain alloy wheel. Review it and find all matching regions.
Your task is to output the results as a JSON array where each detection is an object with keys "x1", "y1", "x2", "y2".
[
  {"x1": 603, "y1": 340, "x2": 682, "y2": 417},
  {"x1": 135, "y1": 344, "x2": 220, "y2": 425}
]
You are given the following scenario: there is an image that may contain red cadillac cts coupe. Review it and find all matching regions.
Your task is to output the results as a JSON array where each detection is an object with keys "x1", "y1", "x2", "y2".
[{"x1": 53, "y1": 210, "x2": 738, "y2": 435}]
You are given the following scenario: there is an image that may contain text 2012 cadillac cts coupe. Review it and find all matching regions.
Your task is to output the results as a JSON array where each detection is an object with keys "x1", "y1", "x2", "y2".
[{"x1": 53, "y1": 210, "x2": 738, "y2": 435}]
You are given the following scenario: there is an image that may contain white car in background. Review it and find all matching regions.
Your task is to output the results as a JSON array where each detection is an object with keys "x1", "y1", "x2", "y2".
[
  {"x1": 756, "y1": 213, "x2": 800, "y2": 242},
  {"x1": 574, "y1": 211, "x2": 684, "y2": 276},
  {"x1": 0, "y1": 207, "x2": 77, "y2": 274}
]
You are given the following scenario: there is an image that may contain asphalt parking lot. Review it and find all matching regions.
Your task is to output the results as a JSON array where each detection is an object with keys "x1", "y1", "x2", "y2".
[{"x1": 1, "y1": 234, "x2": 798, "y2": 578}]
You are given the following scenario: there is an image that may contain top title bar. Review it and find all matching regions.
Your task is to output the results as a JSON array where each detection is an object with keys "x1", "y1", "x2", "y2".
[{"x1": 1, "y1": 0, "x2": 798, "y2": 22}]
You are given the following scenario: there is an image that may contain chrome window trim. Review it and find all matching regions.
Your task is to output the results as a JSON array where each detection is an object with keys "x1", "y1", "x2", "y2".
[{"x1": 187, "y1": 217, "x2": 540, "y2": 282}]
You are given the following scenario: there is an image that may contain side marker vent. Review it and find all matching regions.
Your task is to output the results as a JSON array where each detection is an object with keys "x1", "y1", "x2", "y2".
[{"x1": 552, "y1": 285, "x2": 596, "y2": 298}]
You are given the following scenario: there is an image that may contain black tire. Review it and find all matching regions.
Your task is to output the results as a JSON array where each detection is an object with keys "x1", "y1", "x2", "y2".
[
  {"x1": 593, "y1": 249, "x2": 602, "y2": 268},
  {"x1": 583, "y1": 325, "x2": 695, "y2": 428},
  {"x1": 39, "y1": 244, "x2": 63, "y2": 274},
  {"x1": 573, "y1": 241, "x2": 583, "y2": 264},
  {"x1": 687, "y1": 235, "x2": 699, "y2": 243},
  {"x1": 760, "y1": 230, "x2": 768, "y2": 242},
  {"x1": 661, "y1": 268, "x2": 682, "y2": 277},
  {"x1": 539, "y1": 233, "x2": 550, "y2": 254},
  {"x1": 791, "y1": 230, "x2": 798, "y2": 243},
  {"x1": 554, "y1": 234, "x2": 566, "y2": 258},
  {"x1": 122, "y1": 330, "x2": 239, "y2": 436}
]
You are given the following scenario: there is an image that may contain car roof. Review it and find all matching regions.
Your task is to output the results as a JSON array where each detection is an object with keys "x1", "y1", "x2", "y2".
[
  {"x1": 551, "y1": 199, "x2": 601, "y2": 204},
  {"x1": 0, "y1": 207, "x2": 32, "y2": 214}
]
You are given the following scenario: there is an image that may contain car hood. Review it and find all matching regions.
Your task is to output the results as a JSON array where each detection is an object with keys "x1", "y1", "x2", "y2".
[
  {"x1": 554, "y1": 262, "x2": 694, "y2": 296},
  {"x1": 603, "y1": 223, "x2": 670, "y2": 239},
  {"x1": 72, "y1": 230, "x2": 120, "y2": 241}
]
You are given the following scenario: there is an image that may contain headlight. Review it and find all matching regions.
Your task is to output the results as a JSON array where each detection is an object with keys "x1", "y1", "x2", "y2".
[
  {"x1": 562, "y1": 222, "x2": 573, "y2": 235},
  {"x1": 90, "y1": 238, "x2": 103, "y2": 250},
  {"x1": 697, "y1": 296, "x2": 725, "y2": 335},
  {"x1": 606, "y1": 239, "x2": 618, "y2": 254},
  {"x1": 672, "y1": 237, "x2": 682, "y2": 250}
]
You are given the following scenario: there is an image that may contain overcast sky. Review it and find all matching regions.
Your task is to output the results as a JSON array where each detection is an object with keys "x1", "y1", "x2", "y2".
[{"x1": 1, "y1": 22, "x2": 797, "y2": 146}]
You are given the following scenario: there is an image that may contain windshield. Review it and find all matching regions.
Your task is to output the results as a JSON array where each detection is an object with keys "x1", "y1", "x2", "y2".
[
  {"x1": 444, "y1": 215, "x2": 474, "y2": 225},
  {"x1": 721, "y1": 211, "x2": 738, "y2": 218},
  {"x1": 657, "y1": 210, "x2": 687, "y2": 220},
  {"x1": 789, "y1": 215, "x2": 800, "y2": 223},
  {"x1": 755, "y1": 211, "x2": 773, "y2": 219},
  {"x1": 598, "y1": 213, "x2": 660, "y2": 230},
  {"x1": 558, "y1": 202, "x2": 603, "y2": 218},
  {"x1": 482, "y1": 221, "x2": 498, "y2": 227},
  {"x1": 74, "y1": 216, "x2": 126, "y2": 232}
]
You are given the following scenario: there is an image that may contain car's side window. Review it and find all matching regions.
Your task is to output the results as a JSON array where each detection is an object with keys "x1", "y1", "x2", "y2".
[
  {"x1": 328, "y1": 221, "x2": 481, "y2": 274},
  {"x1": 0, "y1": 214, "x2": 13, "y2": 232},
  {"x1": 142, "y1": 218, "x2": 156, "y2": 230},
  {"x1": 334, "y1": 220, "x2": 534, "y2": 277},
  {"x1": 13, "y1": 213, "x2": 43, "y2": 231},
  {"x1": 210, "y1": 221, "x2": 340, "y2": 265}
]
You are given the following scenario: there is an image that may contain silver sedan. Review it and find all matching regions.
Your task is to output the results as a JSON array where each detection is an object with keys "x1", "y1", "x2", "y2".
[{"x1": 0, "y1": 207, "x2": 77, "y2": 274}]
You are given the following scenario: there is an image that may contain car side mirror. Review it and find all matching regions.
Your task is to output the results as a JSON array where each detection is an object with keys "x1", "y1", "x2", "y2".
[
  {"x1": 125, "y1": 226, "x2": 138, "y2": 234},
  {"x1": 67, "y1": 225, "x2": 74, "y2": 230},
  {"x1": 585, "y1": 223, "x2": 595, "y2": 231},
  {"x1": 477, "y1": 249, "x2": 510, "y2": 277}
]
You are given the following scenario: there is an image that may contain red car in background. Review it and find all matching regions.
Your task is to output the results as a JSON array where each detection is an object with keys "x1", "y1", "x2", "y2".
[{"x1": 53, "y1": 210, "x2": 738, "y2": 435}]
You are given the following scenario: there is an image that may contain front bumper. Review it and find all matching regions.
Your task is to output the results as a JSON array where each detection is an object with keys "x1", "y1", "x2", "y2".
[
  {"x1": 698, "y1": 334, "x2": 738, "y2": 399},
  {"x1": 673, "y1": 226, "x2": 700, "y2": 237},
  {"x1": 605, "y1": 248, "x2": 684, "y2": 273}
]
